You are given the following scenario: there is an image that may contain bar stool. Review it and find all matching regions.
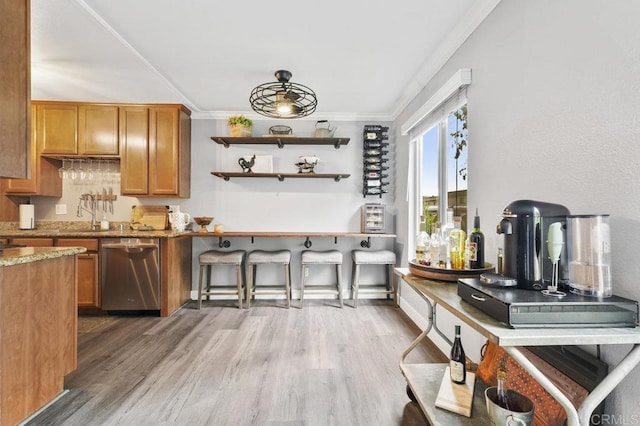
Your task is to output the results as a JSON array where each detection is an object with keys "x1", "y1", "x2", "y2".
[
  {"x1": 351, "y1": 249, "x2": 397, "y2": 308},
  {"x1": 299, "y1": 250, "x2": 344, "y2": 308},
  {"x1": 246, "y1": 250, "x2": 292, "y2": 308},
  {"x1": 197, "y1": 250, "x2": 246, "y2": 309}
]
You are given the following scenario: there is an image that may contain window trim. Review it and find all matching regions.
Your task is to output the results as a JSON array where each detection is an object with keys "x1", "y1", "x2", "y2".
[{"x1": 403, "y1": 69, "x2": 471, "y2": 259}]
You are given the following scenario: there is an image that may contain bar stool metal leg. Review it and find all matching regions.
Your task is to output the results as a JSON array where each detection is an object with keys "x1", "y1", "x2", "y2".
[
  {"x1": 235, "y1": 264, "x2": 244, "y2": 309},
  {"x1": 336, "y1": 263, "x2": 344, "y2": 308},
  {"x1": 300, "y1": 264, "x2": 307, "y2": 309},
  {"x1": 197, "y1": 264, "x2": 205, "y2": 310},
  {"x1": 352, "y1": 263, "x2": 360, "y2": 308}
]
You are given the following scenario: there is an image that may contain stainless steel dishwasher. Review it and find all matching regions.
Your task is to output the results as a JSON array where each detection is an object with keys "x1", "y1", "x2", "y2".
[{"x1": 101, "y1": 238, "x2": 161, "y2": 312}]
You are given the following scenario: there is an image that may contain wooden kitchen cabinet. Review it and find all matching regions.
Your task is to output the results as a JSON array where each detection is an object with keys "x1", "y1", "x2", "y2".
[
  {"x1": 36, "y1": 102, "x2": 120, "y2": 156},
  {"x1": 119, "y1": 106, "x2": 150, "y2": 194},
  {"x1": 121, "y1": 104, "x2": 191, "y2": 197},
  {"x1": 78, "y1": 104, "x2": 119, "y2": 155},
  {"x1": 4, "y1": 105, "x2": 62, "y2": 196},
  {"x1": 10, "y1": 238, "x2": 55, "y2": 247},
  {"x1": 0, "y1": 253, "x2": 77, "y2": 426},
  {"x1": 0, "y1": 0, "x2": 30, "y2": 179},
  {"x1": 56, "y1": 238, "x2": 100, "y2": 309},
  {"x1": 36, "y1": 102, "x2": 78, "y2": 155}
]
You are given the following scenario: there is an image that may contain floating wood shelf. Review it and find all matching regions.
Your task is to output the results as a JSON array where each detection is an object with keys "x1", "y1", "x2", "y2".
[
  {"x1": 211, "y1": 136, "x2": 350, "y2": 149},
  {"x1": 211, "y1": 172, "x2": 350, "y2": 182}
]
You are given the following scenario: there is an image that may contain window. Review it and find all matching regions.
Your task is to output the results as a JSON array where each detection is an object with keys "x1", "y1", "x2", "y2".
[
  {"x1": 418, "y1": 104, "x2": 468, "y2": 233},
  {"x1": 401, "y1": 69, "x2": 471, "y2": 257}
]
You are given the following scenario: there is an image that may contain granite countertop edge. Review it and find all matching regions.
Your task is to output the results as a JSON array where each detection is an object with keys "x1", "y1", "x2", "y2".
[
  {"x1": 0, "y1": 230, "x2": 189, "y2": 238},
  {"x1": 0, "y1": 247, "x2": 87, "y2": 267}
]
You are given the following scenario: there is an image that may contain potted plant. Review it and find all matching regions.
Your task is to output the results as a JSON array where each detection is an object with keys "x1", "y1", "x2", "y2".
[{"x1": 228, "y1": 115, "x2": 253, "y2": 137}]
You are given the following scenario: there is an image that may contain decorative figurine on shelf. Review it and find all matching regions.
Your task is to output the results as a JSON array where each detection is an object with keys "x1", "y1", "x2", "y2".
[
  {"x1": 295, "y1": 155, "x2": 319, "y2": 173},
  {"x1": 238, "y1": 155, "x2": 256, "y2": 173}
]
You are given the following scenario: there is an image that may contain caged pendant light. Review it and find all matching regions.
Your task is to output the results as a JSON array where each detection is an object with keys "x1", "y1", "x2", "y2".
[{"x1": 249, "y1": 70, "x2": 317, "y2": 118}]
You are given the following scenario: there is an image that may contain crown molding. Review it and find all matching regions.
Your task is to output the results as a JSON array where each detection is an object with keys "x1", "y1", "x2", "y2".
[
  {"x1": 190, "y1": 110, "x2": 393, "y2": 122},
  {"x1": 390, "y1": 0, "x2": 501, "y2": 120}
]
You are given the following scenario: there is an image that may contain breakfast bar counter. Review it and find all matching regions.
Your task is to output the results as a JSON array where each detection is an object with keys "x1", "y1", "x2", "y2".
[{"x1": 187, "y1": 231, "x2": 396, "y2": 248}]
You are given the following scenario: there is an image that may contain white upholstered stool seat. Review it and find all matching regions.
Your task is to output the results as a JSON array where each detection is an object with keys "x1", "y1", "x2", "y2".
[
  {"x1": 351, "y1": 249, "x2": 397, "y2": 308},
  {"x1": 197, "y1": 250, "x2": 246, "y2": 309},
  {"x1": 300, "y1": 250, "x2": 344, "y2": 308},
  {"x1": 246, "y1": 250, "x2": 292, "y2": 308}
]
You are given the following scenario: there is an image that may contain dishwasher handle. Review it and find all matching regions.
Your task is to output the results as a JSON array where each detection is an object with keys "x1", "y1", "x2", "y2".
[{"x1": 102, "y1": 243, "x2": 159, "y2": 250}]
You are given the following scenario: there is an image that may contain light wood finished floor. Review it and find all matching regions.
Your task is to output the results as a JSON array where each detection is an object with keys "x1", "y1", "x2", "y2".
[{"x1": 27, "y1": 301, "x2": 445, "y2": 425}]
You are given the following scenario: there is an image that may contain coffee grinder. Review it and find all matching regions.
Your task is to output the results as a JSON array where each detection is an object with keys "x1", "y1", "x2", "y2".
[{"x1": 496, "y1": 200, "x2": 571, "y2": 291}]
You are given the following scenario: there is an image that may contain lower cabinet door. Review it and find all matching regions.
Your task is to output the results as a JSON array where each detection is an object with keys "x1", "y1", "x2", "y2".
[{"x1": 77, "y1": 253, "x2": 100, "y2": 308}]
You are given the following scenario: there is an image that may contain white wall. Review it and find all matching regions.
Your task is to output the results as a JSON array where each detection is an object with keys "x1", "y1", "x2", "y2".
[{"x1": 393, "y1": 0, "x2": 640, "y2": 417}]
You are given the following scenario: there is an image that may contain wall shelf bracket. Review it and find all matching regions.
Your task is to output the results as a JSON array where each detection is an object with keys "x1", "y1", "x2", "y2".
[{"x1": 218, "y1": 237, "x2": 230, "y2": 248}]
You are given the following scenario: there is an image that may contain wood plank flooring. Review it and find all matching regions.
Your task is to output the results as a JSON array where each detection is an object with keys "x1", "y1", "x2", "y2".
[{"x1": 27, "y1": 301, "x2": 445, "y2": 425}]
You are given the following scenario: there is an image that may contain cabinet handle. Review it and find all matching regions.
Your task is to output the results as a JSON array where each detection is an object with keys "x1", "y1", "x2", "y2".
[{"x1": 471, "y1": 293, "x2": 486, "y2": 302}]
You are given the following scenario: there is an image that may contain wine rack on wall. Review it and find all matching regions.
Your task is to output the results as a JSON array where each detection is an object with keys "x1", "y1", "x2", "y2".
[{"x1": 362, "y1": 125, "x2": 389, "y2": 198}]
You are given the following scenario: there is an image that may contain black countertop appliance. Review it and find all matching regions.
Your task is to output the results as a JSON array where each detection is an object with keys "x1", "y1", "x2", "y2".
[{"x1": 496, "y1": 200, "x2": 570, "y2": 290}]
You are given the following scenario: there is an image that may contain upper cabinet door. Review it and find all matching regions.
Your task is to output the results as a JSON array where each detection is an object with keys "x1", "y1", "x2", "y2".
[
  {"x1": 37, "y1": 103, "x2": 78, "y2": 155},
  {"x1": 149, "y1": 106, "x2": 181, "y2": 196},
  {"x1": 119, "y1": 106, "x2": 149, "y2": 195},
  {"x1": 78, "y1": 105, "x2": 119, "y2": 155},
  {"x1": 5, "y1": 104, "x2": 62, "y2": 196},
  {"x1": 0, "y1": 0, "x2": 30, "y2": 178}
]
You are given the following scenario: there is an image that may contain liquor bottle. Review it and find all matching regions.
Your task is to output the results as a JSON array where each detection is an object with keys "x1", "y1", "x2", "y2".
[
  {"x1": 441, "y1": 208, "x2": 455, "y2": 264},
  {"x1": 468, "y1": 208, "x2": 485, "y2": 269},
  {"x1": 449, "y1": 218, "x2": 466, "y2": 270},
  {"x1": 415, "y1": 216, "x2": 431, "y2": 265},
  {"x1": 450, "y1": 325, "x2": 466, "y2": 384},
  {"x1": 429, "y1": 222, "x2": 443, "y2": 267}
]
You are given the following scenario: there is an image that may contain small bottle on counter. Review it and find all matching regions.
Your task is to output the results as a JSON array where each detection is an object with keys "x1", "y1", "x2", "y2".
[
  {"x1": 429, "y1": 222, "x2": 443, "y2": 267},
  {"x1": 449, "y1": 218, "x2": 466, "y2": 270},
  {"x1": 450, "y1": 325, "x2": 466, "y2": 384},
  {"x1": 415, "y1": 216, "x2": 430, "y2": 265},
  {"x1": 100, "y1": 216, "x2": 109, "y2": 231},
  {"x1": 441, "y1": 208, "x2": 455, "y2": 264}
]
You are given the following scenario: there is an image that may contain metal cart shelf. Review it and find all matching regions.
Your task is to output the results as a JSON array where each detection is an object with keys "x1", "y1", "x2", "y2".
[{"x1": 395, "y1": 268, "x2": 640, "y2": 426}]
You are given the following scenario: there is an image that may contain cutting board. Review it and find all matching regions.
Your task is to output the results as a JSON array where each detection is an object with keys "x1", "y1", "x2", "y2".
[
  {"x1": 435, "y1": 367, "x2": 476, "y2": 417},
  {"x1": 131, "y1": 205, "x2": 169, "y2": 230}
]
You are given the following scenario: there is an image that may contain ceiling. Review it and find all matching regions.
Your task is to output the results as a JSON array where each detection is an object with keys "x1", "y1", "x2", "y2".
[{"x1": 30, "y1": 0, "x2": 500, "y2": 121}]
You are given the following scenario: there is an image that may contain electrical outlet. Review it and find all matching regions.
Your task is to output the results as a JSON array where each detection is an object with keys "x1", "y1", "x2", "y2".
[{"x1": 55, "y1": 204, "x2": 67, "y2": 215}]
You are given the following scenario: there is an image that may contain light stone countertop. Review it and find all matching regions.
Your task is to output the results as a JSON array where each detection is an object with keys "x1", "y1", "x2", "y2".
[{"x1": 0, "y1": 246, "x2": 87, "y2": 267}]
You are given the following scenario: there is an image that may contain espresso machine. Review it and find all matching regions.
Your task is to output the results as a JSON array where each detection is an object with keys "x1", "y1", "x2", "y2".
[
  {"x1": 496, "y1": 199, "x2": 571, "y2": 290},
  {"x1": 457, "y1": 200, "x2": 638, "y2": 328}
]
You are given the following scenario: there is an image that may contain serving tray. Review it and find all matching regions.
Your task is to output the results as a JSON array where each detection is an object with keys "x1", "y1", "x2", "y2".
[{"x1": 408, "y1": 259, "x2": 494, "y2": 282}]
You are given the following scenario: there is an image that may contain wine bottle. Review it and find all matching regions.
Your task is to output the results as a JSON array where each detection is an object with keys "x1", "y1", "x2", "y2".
[
  {"x1": 496, "y1": 366, "x2": 511, "y2": 409},
  {"x1": 450, "y1": 325, "x2": 466, "y2": 384},
  {"x1": 468, "y1": 208, "x2": 485, "y2": 269}
]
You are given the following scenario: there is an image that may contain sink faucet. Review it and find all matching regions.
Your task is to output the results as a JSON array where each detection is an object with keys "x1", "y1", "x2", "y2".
[{"x1": 77, "y1": 193, "x2": 99, "y2": 230}]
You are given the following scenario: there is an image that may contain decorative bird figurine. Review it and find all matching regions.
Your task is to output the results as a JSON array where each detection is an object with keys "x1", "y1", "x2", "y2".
[{"x1": 238, "y1": 155, "x2": 256, "y2": 173}]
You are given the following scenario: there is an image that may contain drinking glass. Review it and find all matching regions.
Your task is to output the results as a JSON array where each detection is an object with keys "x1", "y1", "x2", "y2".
[{"x1": 58, "y1": 159, "x2": 68, "y2": 179}]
